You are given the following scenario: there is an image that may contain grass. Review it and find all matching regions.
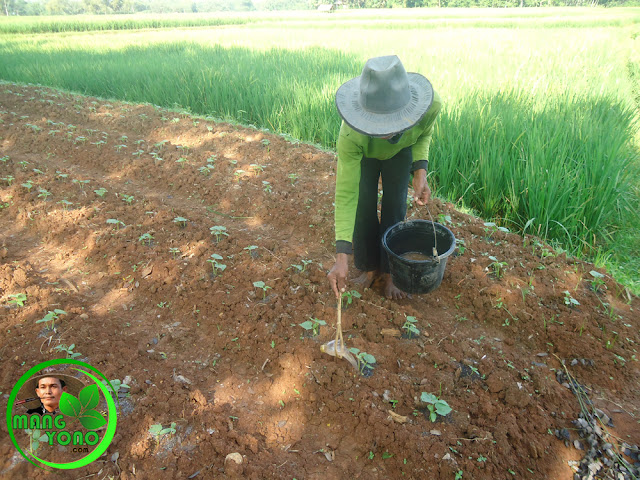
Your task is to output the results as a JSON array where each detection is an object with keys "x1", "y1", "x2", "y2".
[{"x1": 0, "y1": 7, "x2": 639, "y2": 291}]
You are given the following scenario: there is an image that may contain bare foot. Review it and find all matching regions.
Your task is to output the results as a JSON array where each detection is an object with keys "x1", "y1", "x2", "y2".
[
  {"x1": 382, "y1": 273, "x2": 407, "y2": 300},
  {"x1": 352, "y1": 270, "x2": 378, "y2": 289}
]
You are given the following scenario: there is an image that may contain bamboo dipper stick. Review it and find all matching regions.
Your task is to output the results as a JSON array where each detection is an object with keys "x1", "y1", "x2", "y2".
[{"x1": 335, "y1": 295, "x2": 344, "y2": 360}]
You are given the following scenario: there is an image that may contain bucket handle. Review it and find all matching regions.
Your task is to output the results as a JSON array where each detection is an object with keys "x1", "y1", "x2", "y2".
[{"x1": 424, "y1": 205, "x2": 440, "y2": 264}]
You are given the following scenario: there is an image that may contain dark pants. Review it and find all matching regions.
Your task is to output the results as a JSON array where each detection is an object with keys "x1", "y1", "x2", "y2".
[{"x1": 353, "y1": 147, "x2": 413, "y2": 273}]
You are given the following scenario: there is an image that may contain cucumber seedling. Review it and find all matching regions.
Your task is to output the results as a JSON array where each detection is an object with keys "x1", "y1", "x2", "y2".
[
  {"x1": 420, "y1": 392, "x2": 452, "y2": 422},
  {"x1": 7, "y1": 293, "x2": 27, "y2": 307},
  {"x1": 138, "y1": 233, "x2": 154, "y2": 246},
  {"x1": 348, "y1": 348, "x2": 376, "y2": 376},
  {"x1": 207, "y1": 254, "x2": 227, "y2": 276},
  {"x1": 299, "y1": 317, "x2": 326, "y2": 337},
  {"x1": 488, "y1": 256, "x2": 508, "y2": 279},
  {"x1": 402, "y1": 316, "x2": 420, "y2": 338},
  {"x1": 341, "y1": 289, "x2": 362, "y2": 308},
  {"x1": 106, "y1": 218, "x2": 125, "y2": 230},
  {"x1": 173, "y1": 216, "x2": 188, "y2": 228},
  {"x1": 253, "y1": 281, "x2": 271, "y2": 299},
  {"x1": 36, "y1": 309, "x2": 67, "y2": 330},
  {"x1": 210, "y1": 225, "x2": 229, "y2": 243}
]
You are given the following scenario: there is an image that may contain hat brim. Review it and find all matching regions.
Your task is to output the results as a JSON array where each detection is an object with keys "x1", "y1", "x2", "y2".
[
  {"x1": 16, "y1": 373, "x2": 86, "y2": 411},
  {"x1": 335, "y1": 72, "x2": 434, "y2": 137}
]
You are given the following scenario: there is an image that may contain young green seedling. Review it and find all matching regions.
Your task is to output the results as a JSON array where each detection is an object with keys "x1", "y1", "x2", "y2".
[
  {"x1": 53, "y1": 343, "x2": 81, "y2": 359},
  {"x1": 25, "y1": 429, "x2": 49, "y2": 455},
  {"x1": 1, "y1": 176, "x2": 14, "y2": 185},
  {"x1": 299, "y1": 317, "x2": 326, "y2": 337},
  {"x1": 341, "y1": 290, "x2": 362, "y2": 308},
  {"x1": 173, "y1": 216, "x2": 188, "y2": 228},
  {"x1": 94, "y1": 187, "x2": 107, "y2": 197},
  {"x1": 420, "y1": 392, "x2": 453, "y2": 422},
  {"x1": 58, "y1": 199, "x2": 73, "y2": 210},
  {"x1": 35, "y1": 309, "x2": 67, "y2": 330},
  {"x1": 253, "y1": 281, "x2": 271, "y2": 299},
  {"x1": 207, "y1": 254, "x2": 227, "y2": 276},
  {"x1": 402, "y1": 316, "x2": 420, "y2": 338},
  {"x1": 149, "y1": 422, "x2": 176, "y2": 439},
  {"x1": 589, "y1": 270, "x2": 606, "y2": 293},
  {"x1": 348, "y1": 348, "x2": 376, "y2": 375},
  {"x1": 7, "y1": 293, "x2": 27, "y2": 307},
  {"x1": 210, "y1": 226, "x2": 229, "y2": 243},
  {"x1": 37, "y1": 188, "x2": 51, "y2": 200},
  {"x1": 563, "y1": 290, "x2": 580, "y2": 307},
  {"x1": 288, "y1": 173, "x2": 299, "y2": 185},
  {"x1": 21, "y1": 180, "x2": 33, "y2": 191},
  {"x1": 289, "y1": 259, "x2": 312, "y2": 273},
  {"x1": 106, "y1": 218, "x2": 125, "y2": 230},
  {"x1": 169, "y1": 247, "x2": 181, "y2": 259},
  {"x1": 488, "y1": 256, "x2": 508, "y2": 279},
  {"x1": 138, "y1": 233, "x2": 154, "y2": 246},
  {"x1": 101, "y1": 378, "x2": 130, "y2": 399},
  {"x1": 262, "y1": 181, "x2": 272, "y2": 193},
  {"x1": 72, "y1": 179, "x2": 90, "y2": 190}
]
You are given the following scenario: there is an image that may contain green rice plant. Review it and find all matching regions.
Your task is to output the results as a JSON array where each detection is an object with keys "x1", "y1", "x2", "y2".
[{"x1": 0, "y1": 9, "x2": 638, "y2": 292}]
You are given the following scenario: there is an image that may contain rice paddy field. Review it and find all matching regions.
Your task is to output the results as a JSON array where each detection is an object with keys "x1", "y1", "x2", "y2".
[
  {"x1": 0, "y1": 7, "x2": 639, "y2": 291},
  {"x1": 2, "y1": 9, "x2": 640, "y2": 480}
]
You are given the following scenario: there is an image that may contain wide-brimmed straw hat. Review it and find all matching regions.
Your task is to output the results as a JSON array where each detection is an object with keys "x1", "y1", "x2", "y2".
[
  {"x1": 335, "y1": 55, "x2": 434, "y2": 137},
  {"x1": 16, "y1": 370, "x2": 85, "y2": 410}
]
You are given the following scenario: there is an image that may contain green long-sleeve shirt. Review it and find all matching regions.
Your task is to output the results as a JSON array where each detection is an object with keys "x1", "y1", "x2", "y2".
[{"x1": 334, "y1": 90, "x2": 442, "y2": 252}]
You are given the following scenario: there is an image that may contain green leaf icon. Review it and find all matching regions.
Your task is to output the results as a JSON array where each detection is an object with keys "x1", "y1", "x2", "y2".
[
  {"x1": 59, "y1": 392, "x2": 82, "y2": 418},
  {"x1": 78, "y1": 409, "x2": 107, "y2": 430},
  {"x1": 79, "y1": 383, "x2": 100, "y2": 411}
]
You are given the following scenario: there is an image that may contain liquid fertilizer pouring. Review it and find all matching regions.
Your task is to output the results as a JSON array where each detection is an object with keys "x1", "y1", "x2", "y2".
[{"x1": 320, "y1": 294, "x2": 359, "y2": 371}]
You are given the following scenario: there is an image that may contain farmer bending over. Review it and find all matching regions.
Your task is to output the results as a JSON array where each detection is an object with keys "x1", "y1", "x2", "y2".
[{"x1": 328, "y1": 55, "x2": 442, "y2": 300}]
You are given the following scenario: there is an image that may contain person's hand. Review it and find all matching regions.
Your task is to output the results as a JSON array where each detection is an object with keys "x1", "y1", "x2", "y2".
[
  {"x1": 328, "y1": 253, "x2": 349, "y2": 298},
  {"x1": 412, "y1": 169, "x2": 431, "y2": 206}
]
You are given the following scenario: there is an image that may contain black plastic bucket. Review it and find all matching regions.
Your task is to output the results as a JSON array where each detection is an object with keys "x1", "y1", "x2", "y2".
[{"x1": 382, "y1": 220, "x2": 456, "y2": 294}]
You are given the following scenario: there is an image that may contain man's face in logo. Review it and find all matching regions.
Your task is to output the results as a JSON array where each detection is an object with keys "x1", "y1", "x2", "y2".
[{"x1": 35, "y1": 377, "x2": 66, "y2": 412}]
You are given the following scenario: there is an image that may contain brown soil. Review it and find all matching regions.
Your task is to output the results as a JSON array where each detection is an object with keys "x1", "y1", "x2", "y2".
[{"x1": 0, "y1": 83, "x2": 639, "y2": 480}]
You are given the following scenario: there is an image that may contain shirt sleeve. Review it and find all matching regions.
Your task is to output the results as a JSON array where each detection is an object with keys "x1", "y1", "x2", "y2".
[
  {"x1": 334, "y1": 123, "x2": 364, "y2": 249},
  {"x1": 411, "y1": 91, "x2": 442, "y2": 166}
]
